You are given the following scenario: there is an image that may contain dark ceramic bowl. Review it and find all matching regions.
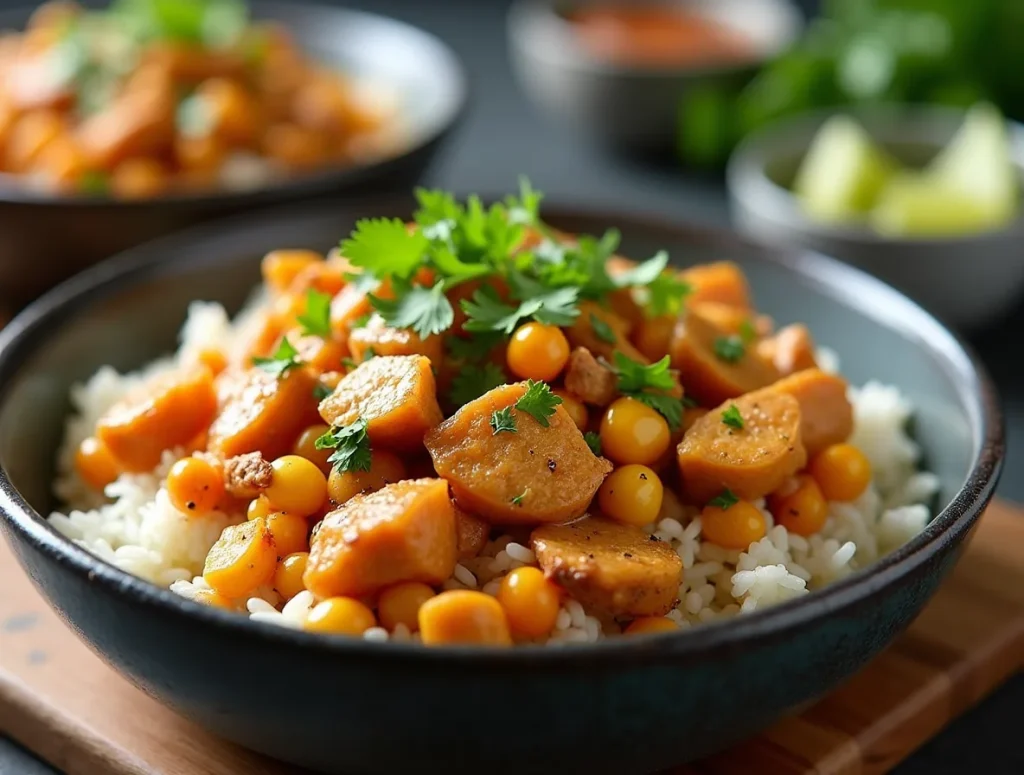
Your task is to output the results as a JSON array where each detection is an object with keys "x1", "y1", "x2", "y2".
[
  {"x1": 0, "y1": 201, "x2": 1003, "y2": 774},
  {"x1": 508, "y1": 0, "x2": 802, "y2": 157},
  {"x1": 0, "y1": 1, "x2": 467, "y2": 307}
]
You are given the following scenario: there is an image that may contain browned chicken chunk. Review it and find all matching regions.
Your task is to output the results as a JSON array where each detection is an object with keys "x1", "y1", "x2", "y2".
[{"x1": 564, "y1": 347, "x2": 618, "y2": 407}]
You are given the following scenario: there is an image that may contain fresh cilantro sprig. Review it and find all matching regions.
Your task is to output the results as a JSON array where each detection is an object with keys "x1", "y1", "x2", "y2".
[
  {"x1": 370, "y1": 280, "x2": 454, "y2": 339},
  {"x1": 297, "y1": 289, "x2": 332, "y2": 337},
  {"x1": 252, "y1": 338, "x2": 303, "y2": 377},
  {"x1": 611, "y1": 353, "x2": 683, "y2": 429},
  {"x1": 722, "y1": 404, "x2": 744, "y2": 430},
  {"x1": 515, "y1": 380, "x2": 562, "y2": 427},
  {"x1": 461, "y1": 286, "x2": 579, "y2": 334},
  {"x1": 448, "y1": 362, "x2": 507, "y2": 406},
  {"x1": 490, "y1": 407, "x2": 517, "y2": 434},
  {"x1": 315, "y1": 419, "x2": 372, "y2": 474},
  {"x1": 590, "y1": 313, "x2": 617, "y2": 344},
  {"x1": 708, "y1": 489, "x2": 739, "y2": 510},
  {"x1": 644, "y1": 272, "x2": 692, "y2": 317},
  {"x1": 511, "y1": 488, "x2": 528, "y2": 506},
  {"x1": 584, "y1": 431, "x2": 603, "y2": 456},
  {"x1": 446, "y1": 331, "x2": 504, "y2": 362},
  {"x1": 714, "y1": 336, "x2": 745, "y2": 363}
]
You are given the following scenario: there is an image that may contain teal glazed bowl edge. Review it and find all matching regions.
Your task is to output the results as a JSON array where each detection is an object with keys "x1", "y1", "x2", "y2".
[{"x1": 0, "y1": 201, "x2": 1004, "y2": 774}]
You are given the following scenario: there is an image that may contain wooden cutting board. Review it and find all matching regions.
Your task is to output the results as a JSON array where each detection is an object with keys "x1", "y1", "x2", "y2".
[{"x1": 1, "y1": 502, "x2": 1022, "y2": 775}]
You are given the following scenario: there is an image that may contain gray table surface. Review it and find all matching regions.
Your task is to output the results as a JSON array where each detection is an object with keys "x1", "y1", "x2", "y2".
[{"x1": 1, "y1": 1, "x2": 1021, "y2": 773}]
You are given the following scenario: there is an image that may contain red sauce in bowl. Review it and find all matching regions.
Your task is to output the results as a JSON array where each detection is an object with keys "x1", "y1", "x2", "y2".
[{"x1": 567, "y1": 4, "x2": 754, "y2": 69}]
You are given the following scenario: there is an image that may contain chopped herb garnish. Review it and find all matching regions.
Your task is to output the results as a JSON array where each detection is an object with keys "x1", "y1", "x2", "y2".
[
  {"x1": 611, "y1": 353, "x2": 683, "y2": 429},
  {"x1": 644, "y1": 272, "x2": 692, "y2": 318},
  {"x1": 446, "y1": 331, "x2": 505, "y2": 361},
  {"x1": 461, "y1": 285, "x2": 579, "y2": 334},
  {"x1": 252, "y1": 338, "x2": 303, "y2": 377},
  {"x1": 721, "y1": 404, "x2": 744, "y2": 430},
  {"x1": 714, "y1": 335, "x2": 745, "y2": 363},
  {"x1": 584, "y1": 431, "x2": 603, "y2": 456},
  {"x1": 514, "y1": 380, "x2": 562, "y2": 427},
  {"x1": 370, "y1": 280, "x2": 453, "y2": 339},
  {"x1": 590, "y1": 313, "x2": 617, "y2": 344},
  {"x1": 708, "y1": 489, "x2": 739, "y2": 510},
  {"x1": 350, "y1": 313, "x2": 372, "y2": 329},
  {"x1": 312, "y1": 383, "x2": 333, "y2": 401},
  {"x1": 448, "y1": 362, "x2": 507, "y2": 407},
  {"x1": 511, "y1": 488, "x2": 528, "y2": 506},
  {"x1": 340, "y1": 218, "x2": 429, "y2": 281},
  {"x1": 341, "y1": 347, "x2": 376, "y2": 371},
  {"x1": 315, "y1": 419, "x2": 372, "y2": 474},
  {"x1": 682, "y1": 395, "x2": 699, "y2": 409},
  {"x1": 738, "y1": 319, "x2": 757, "y2": 344},
  {"x1": 490, "y1": 407, "x2": 517, "y2": 435},
  {"x1": 297, "y1": 289, "x2": 332, "y2": 338}
]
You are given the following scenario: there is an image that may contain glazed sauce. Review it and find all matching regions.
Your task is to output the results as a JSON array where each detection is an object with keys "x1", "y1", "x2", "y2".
[{"x1": 568, "y1": 4, "x2": 754, "y2": 69}]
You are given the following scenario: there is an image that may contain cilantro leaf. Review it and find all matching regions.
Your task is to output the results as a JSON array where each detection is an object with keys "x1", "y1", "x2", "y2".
[
  {"x1": 722, "y1": 404, "x2": 744, "y2": 430},
  {"x1": 449, "y1": 362, "x2": 507, "y2": 406},
  {"x1": 313, "y1": 382, "x2": 333, "y2": 401},
  {"x1": 340, "y1": 218, "x2": 428, "y2": 280},
  {"x1": 461, "y1": 286, "x2": 579, "y2": 334},
  {"x1": 590, "y1": 313, "x2": 617, "y2": 344},
  {"x1": 315, "y1": 419, "x2": 372, "y2": 474},
  {"x1": 413, "y1": 188, "x2": 461, "y2": 227},
  {"x1": 511, "y1": 488, "x2": 528, "y2": 506},
  {"x1": 431, "y1": 245, "x2": 491, "y2": 283},
  {"x1": 584, "y1": 431, "x2": 603, "y2": 456},
  {"x1": 514, "y1": 380, "x2": 562, "y2": 427},
  {"x1": 738, "y1": 319, "x2": 757, "y2": 344},
  {"x1": 707, "y1": 489, "x2": 739, "y2": 510},
  {"x1": 645, "y1": 272, "x2": 692, "y2": 318},
  {"x1": 252, "y1": 338, "x2": 303, "y2": 377},
  {"x1": 613, "y1": 353, "x2": 677, "y2": 393},
  {"x1": 297, "y1": 289, "x2": 332, "y2": 337},
  {"x1": 612, "y1": 251, "x2": 669, "y2": 287},
  {"x1": 490, "y1": 407, "x2": 517, "y2": 435},
  {"x1": 634, "y1": 393, "x2": 683, "y2": 430},
  {"x1": 371, "y1": 280, "x2": 454, "y2": 339},
  {"x1": 505, "y1": 175, "x2": 542, "y2": 225},
  {"x1": 446, "y1": 331, "x2": 505, "y2": 362},
  {"x1": 612, "y1": 353, "x2": 683, "y2": 429},
  {"x1": 350, "y1": 313, "x2": 371, "y2": 329},
  {"x1": 714, "y1": 336, "x2": 745, "y2": 363}
]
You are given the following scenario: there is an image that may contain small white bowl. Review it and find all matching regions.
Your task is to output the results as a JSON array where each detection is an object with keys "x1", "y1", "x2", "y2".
[{"x1": 726, "y1": 104, "x2": 1024, "y2": 330}]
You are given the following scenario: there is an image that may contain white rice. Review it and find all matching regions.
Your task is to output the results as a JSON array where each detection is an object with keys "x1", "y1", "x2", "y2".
[{"x1": 47, "y1": 303, "x2": 940, "y2": 644}]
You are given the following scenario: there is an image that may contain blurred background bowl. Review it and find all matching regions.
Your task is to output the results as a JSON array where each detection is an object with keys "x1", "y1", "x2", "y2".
[
  {"x1": 0, "y1": 0, "x2": 467, "y2": 308},
  {"x1": 726, "y1": 104, "x2": 1024, "y2": 330},
  {"x1": 507, "y1": 0, "x2": 802, "y2": 159}
]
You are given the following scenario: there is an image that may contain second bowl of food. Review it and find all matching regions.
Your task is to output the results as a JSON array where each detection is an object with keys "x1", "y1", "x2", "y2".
[
  {"x1": 0, "y1": 184, "x2": 1002, "y2": 773},
  {"x1": 727, "y1": 103, "x2": 1024, "y2": 329},
  {"x1": 0, "y1": 0, "x2": 466, "y2": 305}
]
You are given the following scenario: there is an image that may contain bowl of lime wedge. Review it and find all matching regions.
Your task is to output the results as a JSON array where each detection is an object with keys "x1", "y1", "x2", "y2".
[{"x1": 726, "y1": 103, "x2": 1024, "y2": 329}]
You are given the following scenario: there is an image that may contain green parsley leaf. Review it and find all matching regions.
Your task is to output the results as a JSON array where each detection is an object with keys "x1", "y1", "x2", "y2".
[
  {"x1": 738, "y1": 319, "x2": 757, "y2": 344},
  {"x1": 714, "y1": 336, "x2": 745, "y2": 363},
  {"x1": 315, "y1": 419, "x2": 372, "y2": 474},
  {"x1": 449, "y1": 362, "x2": 507, "y2": 406},
  {"x1": 721, "y1": 404, "x2": 744, "y2": 430},
  {"x1": 371, "y1": 280, "x2": 454, "y2": 339},
  {"x1": 514, "y1": 380, "x2": 562, "y2": 428},
  {"x1": 350, "y1": 313, "x2": 372, "y2": 329},
  {"x1": 584, "y1": 431, "x2": 603, "y2": 456},
  {"x1": 634, "y1": 393, "x2": 683, "y2": 430},
  {"x1": 461, "y1": 286, "x2": 579, "y2": 334},
  {"x1": 312, "y1": 383, "x2": 333, "y2": 401},
  {"x1": 430, "y1": 245, "x2": 491, "y2": 283},
  {"x1": 413, "y1": 188, "x2": 461, "y2": 226},
  {"x1": 590, "y1": 313, "x2": 617, "y2": 344},
  {"x1": 613, "y1": 353, "x2": 677, "y2": 394},
  {"x1": 505, "y1": 175, "x2": 543, "y2": 225},
  {"x1": 612, "y1": 251, "x2": 669, "y2": 287},
  {"x1": 511, "y1": 488, "x2": 529, "y2": 506},
  {"x1": 252, "y1": 338, "x2": 303, "y2": 377},
  {"x1": 297, "y1": 289, "x2": 332, "y2": 338},
  {"x1": 645, "y1": 272, "x2": 692, "y2": 318},
  {"x1": 490, "y1": 407, "x2": 517, "y2": 435},
  {"x1": 446, "y1": 331, "x2": 505, "y2": 362},
  {"x1": 707, "y1": 489, "x2": 739, "y2": 510},
  {"x1": 340, "y1": 218, "x2": 429, "y2": 281},
  {"x1": 612, "y1": 353, "x2": 683, "y2": 429}
]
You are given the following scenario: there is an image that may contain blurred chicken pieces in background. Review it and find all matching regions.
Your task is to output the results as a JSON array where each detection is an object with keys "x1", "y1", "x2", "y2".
[{"x1": 0, "y1": 0, "x2": 403, "y2": 199}]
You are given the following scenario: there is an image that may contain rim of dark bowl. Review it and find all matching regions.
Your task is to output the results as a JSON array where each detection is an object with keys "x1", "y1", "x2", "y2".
[
  {"x1": 0, "y1": 199, "x2": 1004, "y2": 668},
  {"x1": 0, "y1": 0, "x2": 469, "y2": 208},
  {"x1": 508, "y1": 0, "x2": 804, "y2": 79},
  {"x1": 726, "y1": 103, "x2": 1024, "y2": 247}
]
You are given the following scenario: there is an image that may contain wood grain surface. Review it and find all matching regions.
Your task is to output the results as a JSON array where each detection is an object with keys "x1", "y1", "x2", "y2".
[{"x1": 1, "y1": 502, "x2": 1022, "y2": 775}]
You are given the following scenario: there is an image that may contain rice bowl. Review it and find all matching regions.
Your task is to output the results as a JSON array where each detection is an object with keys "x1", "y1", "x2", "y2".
[{"x1": 45, "y1": 185, "x2": 940, "y2": 647}]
